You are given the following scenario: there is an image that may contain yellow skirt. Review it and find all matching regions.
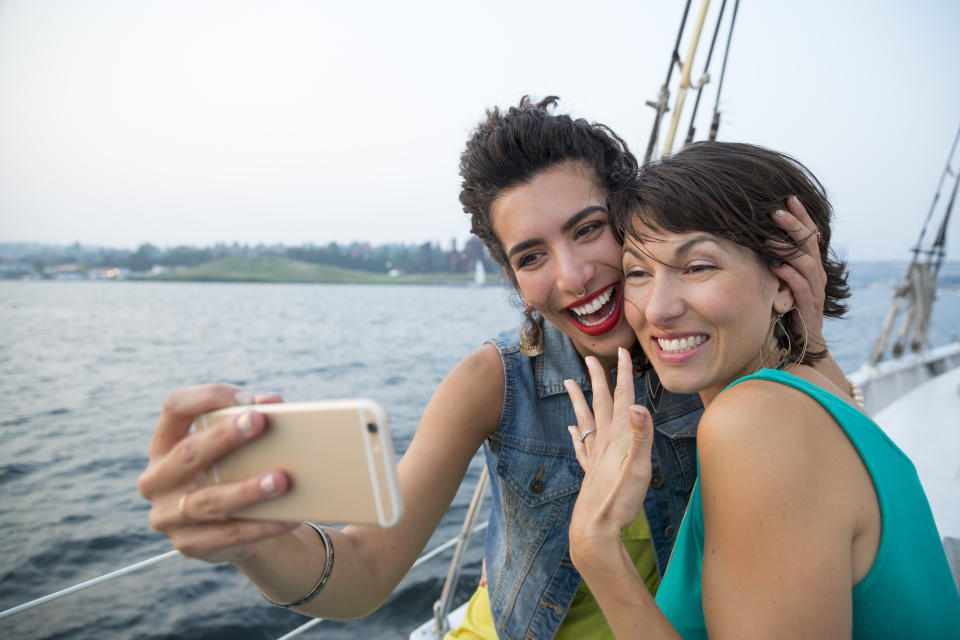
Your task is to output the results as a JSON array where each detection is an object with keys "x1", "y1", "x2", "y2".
[{"x1": 445, "y1": 511, "x2": 660, "y2": 640}]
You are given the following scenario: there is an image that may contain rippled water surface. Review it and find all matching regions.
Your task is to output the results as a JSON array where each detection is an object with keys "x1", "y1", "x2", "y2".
[{"x1": 1, "y1": 268, "x2": 958, "y2": 639}]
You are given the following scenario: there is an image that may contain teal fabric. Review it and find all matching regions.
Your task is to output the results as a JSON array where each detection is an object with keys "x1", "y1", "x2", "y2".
[{"x1": 655, "y1": 368, "x2": 960, "y2": 639}]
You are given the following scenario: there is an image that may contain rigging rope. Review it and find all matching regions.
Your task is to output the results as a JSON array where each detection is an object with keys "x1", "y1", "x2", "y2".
[
  {"x1": 709, "y1": 0, "x2": 740, "y2": 140},
  {"x1": 644, "y1": 0, "x2": 694, "y2": 162},
  {"x1": 914, "y1": 122, "x2": 960, "y2": 265},
  {"x1": 683, "y1": 0, "x2": 728, "y2": 147},
  {"x1": 871, "y1": 122, "x2": 960, "y2": 364}
]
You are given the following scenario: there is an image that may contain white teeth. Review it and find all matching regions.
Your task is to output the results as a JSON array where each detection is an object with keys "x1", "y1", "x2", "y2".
[
  {"x1": 657, "y1": 335, "x2": 707, "y2": 353},
  {"x1": 571, "y1": 285, "x2": 614, "y2": 316}
]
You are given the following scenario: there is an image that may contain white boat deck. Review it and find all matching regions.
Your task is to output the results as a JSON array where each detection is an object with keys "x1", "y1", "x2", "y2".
[{"x1": 873, "y1": 365, "x2": 960, "y2": 542}]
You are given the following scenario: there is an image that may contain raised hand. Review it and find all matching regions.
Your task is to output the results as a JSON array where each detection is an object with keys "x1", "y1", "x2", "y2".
[
  {"x1": 138, "y1": 385, "x2": 298, "y2": 563},
  {"x1": 769, "y1": 195, "x2": 827, "y2": 349},
  {"x1": 564, "y1": 348, "x2": 655, "y2": 563}
]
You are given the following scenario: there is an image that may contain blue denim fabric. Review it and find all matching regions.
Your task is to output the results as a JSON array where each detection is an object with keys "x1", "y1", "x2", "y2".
[{"x1": 482, "y1": 323, "x2": 703, "y2": 640}]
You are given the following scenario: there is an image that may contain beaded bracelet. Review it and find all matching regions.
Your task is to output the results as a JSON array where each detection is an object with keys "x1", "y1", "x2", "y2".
[
  {"x1": 261, "y1": 522, "x2": 334, "y2": 608},
  {"x1": 847, "y1": 377, "x2": 866, "y2": 409}
]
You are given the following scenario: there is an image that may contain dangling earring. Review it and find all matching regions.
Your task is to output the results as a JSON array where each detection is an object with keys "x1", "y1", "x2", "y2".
[
  {"x1": 763, "y1": 307, "x2": 792, "y2": 370},
  {"x1": 789, "y1": 306, "x2": 809, "y2": 365},
  {"x1": 518, "y1": 308, "x2": 543, "y2": 357}
]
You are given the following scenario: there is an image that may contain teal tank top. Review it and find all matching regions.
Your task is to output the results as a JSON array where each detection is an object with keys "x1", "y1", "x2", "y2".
[{"x1": 654, "y1": 368, "x2": 960, "y2": 639}]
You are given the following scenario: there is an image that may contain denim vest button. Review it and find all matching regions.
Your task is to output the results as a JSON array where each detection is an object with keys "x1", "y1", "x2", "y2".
[
  {"x1": 663, "y1": 523, "x2": 676, "y2": 537},
  {"x1": 650, "y1": 473, "x2": 665, "y2": 488},
  {"x1": 530, "y1": 468, "x2": 546, "y2": 494}
]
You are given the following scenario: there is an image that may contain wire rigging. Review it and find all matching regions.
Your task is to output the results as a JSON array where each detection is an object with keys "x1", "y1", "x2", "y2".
[
  {"x1": 709, "y1": 0, "x2": 740, "y2": 140},
  {"x1": 644, "y1": 0, "x2": 694, "y2": 162},
  {"x1": 683, "y1": 0, "x2": 728, "y2": 147}
]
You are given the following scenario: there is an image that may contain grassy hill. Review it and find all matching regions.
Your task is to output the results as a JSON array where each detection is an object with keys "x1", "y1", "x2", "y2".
[{"x1": 151, "y1": 256, "x2": 475, "y2": 285}]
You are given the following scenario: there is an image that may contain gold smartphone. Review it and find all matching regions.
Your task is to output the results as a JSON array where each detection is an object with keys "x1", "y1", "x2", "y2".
[{"x1": 193, "y1": 399, "x2": 403, "y2": 527}]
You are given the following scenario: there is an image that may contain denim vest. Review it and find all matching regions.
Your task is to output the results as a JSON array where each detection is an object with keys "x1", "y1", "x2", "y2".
[{"x1": 482, "y1": 323, "x2": 702, "y2": 640}]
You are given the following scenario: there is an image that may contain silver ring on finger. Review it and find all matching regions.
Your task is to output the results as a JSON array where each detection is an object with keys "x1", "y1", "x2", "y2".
[{"x1": 578, "y1": 428, "x2": 596, "y2": 444}]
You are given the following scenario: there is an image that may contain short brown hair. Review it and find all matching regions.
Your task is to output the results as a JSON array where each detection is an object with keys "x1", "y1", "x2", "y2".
[
  {"x1": 459, "y1": 96, "x2": 638, "y2": 276},
  {"x1": 610, "y1": 141, "x2": 850, "y2": 364}
]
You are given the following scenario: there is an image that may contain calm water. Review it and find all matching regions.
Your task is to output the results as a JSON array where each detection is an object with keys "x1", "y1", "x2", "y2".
[{"x1": 1, "y1": 267, "x2": 959, "y2": 639}]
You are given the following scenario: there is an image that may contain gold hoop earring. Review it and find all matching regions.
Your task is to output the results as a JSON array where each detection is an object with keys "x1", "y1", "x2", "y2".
[
  {"x1": 762, "y1": 305, "x2": 810, "y2": 369},
  {"x1": 518, "y1": 310, "x2": 543, "y2": 357},
  {"x1": 762, "y1": 308, "x2": 792, "y2": 370},
  {"x1": 791, "y1": 306, "x2": 809, "y2": 365}
]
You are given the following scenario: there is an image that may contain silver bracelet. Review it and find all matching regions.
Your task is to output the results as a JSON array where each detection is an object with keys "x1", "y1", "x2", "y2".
[{"x1": 261, "y1": 522, "x2": 334, "y2": 608}]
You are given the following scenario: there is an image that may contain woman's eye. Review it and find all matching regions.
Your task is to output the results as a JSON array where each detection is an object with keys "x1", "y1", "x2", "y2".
[
  {"x1": 574, "y1": 222, "x2": 604, "y2": 240},
  {"x1": 687, "y1": 263, "x2": 716, "y2": 274},
  {"x1": 625, "y1": 268, "x2": 650, "y2": 280},
  {"x1": 517, "y1": 253, "x2": 541, "y2": 268}
]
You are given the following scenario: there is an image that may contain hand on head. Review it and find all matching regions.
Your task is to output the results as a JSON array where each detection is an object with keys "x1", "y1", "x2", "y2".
[
  {"x1": 137, "y1": 385, "x2": 297, "y2": 563},
  {"x1": 768, "y1": 195, "x2": 827, "y2": 349}
]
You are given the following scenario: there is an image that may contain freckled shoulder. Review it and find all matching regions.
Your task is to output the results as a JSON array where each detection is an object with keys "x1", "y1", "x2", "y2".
[
  {"x1": 696, "y1": 378, "x2": 830, "y2": 475},
  {"x1": 418, "y1": 342, "x2": 505, "y2": 444}
]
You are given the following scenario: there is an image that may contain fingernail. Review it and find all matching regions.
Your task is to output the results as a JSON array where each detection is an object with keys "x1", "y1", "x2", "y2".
[
  {"x1": 234, "y1": 390, "x2": 254, "y2": 405},
  {"x1": 253, "y1": 392, "x2": 276, "y2": 403},
  {"x1": 773, "y1": 209, "x2": 787, "y2": 218},
  {"x1": 629, "y1": 405, "x2": 647, "y2": 421},
  {"x1": 236, "y1": 411, "x2": 254, "y2": 434},
  {"x1": 789, "y1": 195, "x2": 800, "y2": 206},
  {"x1": 260, "y1": 472, "x2": 278, "y2": 496}
]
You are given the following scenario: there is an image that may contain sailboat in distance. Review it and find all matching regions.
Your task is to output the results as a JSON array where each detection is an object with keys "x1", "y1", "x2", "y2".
[{"x1": 473, "y1": 259, "x2": 486, "y2": 287}]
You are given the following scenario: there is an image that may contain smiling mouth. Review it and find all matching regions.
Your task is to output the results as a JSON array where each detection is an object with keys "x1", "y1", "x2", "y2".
[
  {"x1": 565, "y1": 284, "x2": 620, "y2": 336},
  {"x1": 656, "y1": 334, "x2": 708, "y2": 354}
]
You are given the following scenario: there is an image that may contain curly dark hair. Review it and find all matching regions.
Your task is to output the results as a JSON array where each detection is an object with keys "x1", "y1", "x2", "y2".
[
  {"x1": 459, "y1": 96, "x2": 638, "y2": 277},
  {"x1": 609, "y1": 141, "x2": 851, "y2": 365}
]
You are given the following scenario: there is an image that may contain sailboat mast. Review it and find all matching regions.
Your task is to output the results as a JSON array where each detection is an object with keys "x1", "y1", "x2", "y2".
[
  {"x1": 662, "y1": 0, "x2": 712, "y2": 157},
  {"x1": 643, "y1": 0, "x2": 693, "y2": 162}
]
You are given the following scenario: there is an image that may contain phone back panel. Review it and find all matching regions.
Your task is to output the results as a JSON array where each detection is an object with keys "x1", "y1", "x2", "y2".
[{"x1": 194, "y1": 400, "x2": 402, "y2": 527}]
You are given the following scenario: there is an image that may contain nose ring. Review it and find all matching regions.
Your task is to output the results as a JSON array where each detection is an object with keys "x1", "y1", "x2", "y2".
[{"x1": 574, "y1": 287, "x2": 586, "y2": 298}]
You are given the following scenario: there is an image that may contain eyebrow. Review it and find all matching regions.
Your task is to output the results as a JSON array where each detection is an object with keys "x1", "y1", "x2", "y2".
[
  {"x1": 506, "y1": 206, "x2": 607, "y2": 259},
  {"x1": 623, "y1": 234, "x2": 721, "y2": 261}
]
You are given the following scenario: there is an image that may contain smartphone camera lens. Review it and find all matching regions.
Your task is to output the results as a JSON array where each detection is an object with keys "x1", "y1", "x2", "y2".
[{"x1": 367, "y1": 422, "x2": 378, "y2": 434}]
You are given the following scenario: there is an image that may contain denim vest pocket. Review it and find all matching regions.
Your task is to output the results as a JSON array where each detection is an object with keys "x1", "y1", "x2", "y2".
[{"x1": 497, "y1": 442, "x2": 582, "y2": 529}]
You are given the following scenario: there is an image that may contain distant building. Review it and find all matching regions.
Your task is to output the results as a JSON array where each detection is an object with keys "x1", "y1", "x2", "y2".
[
  {"x1": 46, "y1": 263, "x2": 84, "y2": 280},
  {"x1": 88, "y1": 267, "x2": 132, "y2": 280},
  {"x1": 0, "y1": 262, "x2": 37, "y2": 279}
]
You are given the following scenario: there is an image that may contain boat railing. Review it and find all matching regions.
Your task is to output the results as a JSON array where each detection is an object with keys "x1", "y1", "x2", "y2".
[
  {"x1": 0, "y1": 498, "x2": 490, "y2": 640},
  {"x1": 431, "y1": 466, "x2": 488, "y2": 637}
]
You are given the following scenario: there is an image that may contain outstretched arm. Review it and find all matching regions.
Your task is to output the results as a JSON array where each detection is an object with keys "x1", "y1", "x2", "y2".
[{"x1": 139, "y1": 344, "x2": 503, "y2": 619}]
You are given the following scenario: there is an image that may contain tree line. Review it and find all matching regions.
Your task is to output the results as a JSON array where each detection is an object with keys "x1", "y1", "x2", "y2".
[{"x1": 1, "y1": 238, "x2": 497, "y2": 276}]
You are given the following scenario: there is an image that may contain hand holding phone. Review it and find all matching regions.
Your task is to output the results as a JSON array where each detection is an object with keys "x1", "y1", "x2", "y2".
[{"x1": 193, "y1": 399, "x2": 402, "y2": 527}]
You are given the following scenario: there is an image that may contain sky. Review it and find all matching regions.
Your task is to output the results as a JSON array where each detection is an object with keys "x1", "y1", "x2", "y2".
[{"x1": 1, "y1": 0, "x2": 959, "y2": 261}]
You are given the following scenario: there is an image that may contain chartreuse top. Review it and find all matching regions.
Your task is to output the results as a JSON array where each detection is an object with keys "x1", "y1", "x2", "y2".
[
  {"x1": 446, "y1": 509, "x2": 660, "y2": 640},
  {"x1": 655, "y1": 368, "x2": 960, "y2": 639}
]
